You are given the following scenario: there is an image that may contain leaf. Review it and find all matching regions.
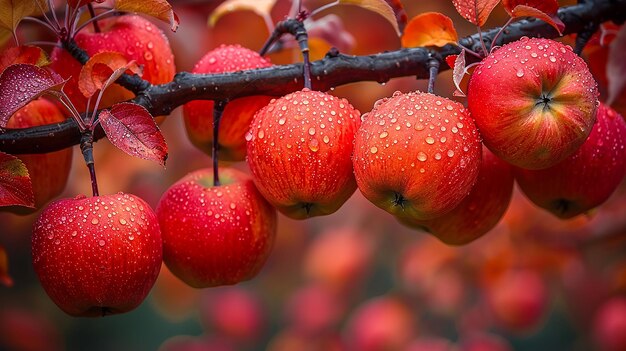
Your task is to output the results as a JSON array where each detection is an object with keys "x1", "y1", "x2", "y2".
[
  {"x1": 445, "y1": 54, "x2": 458, "y2": 69},
  {"x1": 0, "y1": 64, "x2": 66, "y2": 128},
  {"x1": 0, "y1": 0, "x2": 48, "y2": 33},
  {"x1": 452, "y1": 0, "x2": 501, "y2": 27},
  {"x1": 0, "y1": 151, "x2": 34, "y2": 209},
  {"x1": 607, "y1": 26, "x2": 626, "y2": 106},
  {"x1": 510, "y1": 5, "x2": 564, "y2": 35},
  {"x1": 115, "y1": 0, "x2": 179, "y2": 32},
  {"x1": 99, "y1": 102, "x2": 168, "y2": 166},
  {"x1": 453, "y1": 49, "x2": 467, "y2": 97},
  {"x1": 0, "y1": 45, "x2": 49, "y2": 73},
  {"x1": 306, "y1": 14, "x2": 355, "y2": 53},
  {"x1": 68, "y1": 0, "x2": 105, "y2": 9},
  {"x1": 339, "y1": 0, "x2": 401, "y2": 36},
  {"x1": 502, "y1": 0, "x2": 558, "y2": 16},
  {"x1": 0, "y1": 245, "x2": 13, "y2": 287},
  {"x1": 209, "y1": 0, "x2": 276, "y2": 27},
  {"x1": 401, "y1": 12, "x2": 458, "y2": 48},
  {"x1": 78, "y1": 51, "x2": 141, "y2": 98},
  {"x1": 383, "y1": 0, "x2": 408, "y2": 33},
  {"x1": 0, "y1": 27, "x2": 11, "y2": 48}
]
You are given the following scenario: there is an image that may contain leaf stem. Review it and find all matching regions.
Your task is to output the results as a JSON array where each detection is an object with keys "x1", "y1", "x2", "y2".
[
  {"x1": 212, "y1": 100, "x2": 227, "y2": 187},
  {"x1": 477, "y1": 25, "x2": 488, "y2": 56},
  {"x1": 491, "y1": 17, "x2": 514, "y2": 53},
  {"x1": 87, "y1": 3, "x2": 101, "y2": 33},
  {"x1": 309, "y1": 0, "x2": 339, "y2": 17},
  {"x1": 80, "y1": 131, "x2": 99, "y2": 197}
]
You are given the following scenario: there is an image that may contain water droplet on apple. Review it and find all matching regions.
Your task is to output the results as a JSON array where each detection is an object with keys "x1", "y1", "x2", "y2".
[
  {"x1": 370, "y1": 146, "x2": 378, "y2": 154},
  {"x1": 417, "y1": 152, "x2": 427, "y2": 162},
  {"x1": 98, "y1": 240, "x2": 105, "y2": 247}
]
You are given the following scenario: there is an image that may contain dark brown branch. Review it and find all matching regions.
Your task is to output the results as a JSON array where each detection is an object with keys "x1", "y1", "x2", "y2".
[{"x1": 1, "y1": 0, "x2": 625, "y2": 154}]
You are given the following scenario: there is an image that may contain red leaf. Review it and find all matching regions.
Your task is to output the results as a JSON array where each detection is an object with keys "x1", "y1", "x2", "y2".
[
  {"x1": 502, "y1": 0, "x2": 558, "y2": 16},
  {"x1": 445, "y1": 54, "x2": 458, "y2": 69},
  {"x1": 0, "y1": 64, "x2": 66, "y2": 128},
  {"x1": 510, "y1": 5, "x2": 564, "y2": 35},
  {"x1": 0, "y1": 151, "x2": 34, "y2": 208},
  {"x1": 99, "y1": 102, "x2": 168, "y2": 166},
  {"x1": 115, "y1": 0, "x2": 179, "y2": 32},
  {"x1": 0, "y1": 245, "x2": 13, "y2": 287},
  {"x1": 383, "y1": 0, "x2": 408, "y2": 33},
  {"x1": 0, "y1": 45, "x2": 49, "y2": 73},
  {"x1": 452, "y1": 0, "x2": 501, "y2": 27},
  {"x1": 607, "y1": 26, "x2": 626, "y2": 106},
  {"x1": 453, "y1": 49, "x2": 467, "y2": 97},
  {"x1": 78, "y1": 51, "x2": 141, "y2": 98},
  {"x1": 401, "y1": 12, "x2": 458, "y2": 48},
  {"x1": 67, "y1": 0, "x2": 105, "y2": 8}
]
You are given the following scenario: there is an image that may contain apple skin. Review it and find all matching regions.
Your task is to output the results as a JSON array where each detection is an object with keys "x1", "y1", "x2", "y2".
[
  {"x1": 486, "y1": 269, "x2": 548, "y2": 332},
  {"x1": 246, "y1": 88, "x2": 361, "y2": 219},
  {"x1": 353, "y1": 91, "x2": 482, "y2": 221},
  {"x1": 183, "y1": 45, "x2": 273, "y2": 161},
  {"x1": 514, "y1": 103, "x2": 626, "y2": 218},
  {"x1": 400, "y1": 147, "x2": 514, "y2": 245},
  {"x1": 31, "y1": 193, "x2": 162, "y2": 317},
  {"x1": 156, "y1": 167, "x2": 277, "y2": 288},
  {"x1": 50, "y1": 15, "x2": 175, "y2": 112},
  {"x1": 593, "y1": 297, "x2": 626, "y2": 351},
  {"x1": 4, "y1": 98, "x2": 72, "y2": 212},
  {"x1": 467, "y1": 37, "x2": 598, "y2": 170}
]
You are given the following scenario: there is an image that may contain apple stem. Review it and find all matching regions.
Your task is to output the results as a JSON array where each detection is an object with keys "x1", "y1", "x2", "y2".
[
  {"x1": 491, "y1": 18, "x2": 514, "y2": 53},
  {"x1": 574, "y1": 22, "x2": 599, "y2": 56},
  {"x1": 212, "y1": 100, "x2": 227, "y2": 187},
  {"x1": 87, "y1": 3, "x2": 101, "y2": 33},
  {"x1": 427, "y1": 59, "x2": 440, "y2": 94},
  {"x1": 80, "y1": 131, "x2": 100, "y2": 197}
]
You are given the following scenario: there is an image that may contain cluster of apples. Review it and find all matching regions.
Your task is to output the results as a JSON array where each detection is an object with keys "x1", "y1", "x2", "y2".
[{"x1": 24, "y1": 22, "x2": 626, "y2": 319}]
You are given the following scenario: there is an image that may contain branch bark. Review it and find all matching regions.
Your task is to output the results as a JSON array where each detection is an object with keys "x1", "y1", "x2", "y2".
[{"x1": 1, "y1": 0, "x2": 625, "y2": 154}]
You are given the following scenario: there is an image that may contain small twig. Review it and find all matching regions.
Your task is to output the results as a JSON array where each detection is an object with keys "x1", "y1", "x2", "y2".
[
  {"x1": 212, "y1": 100, "x2": 227, "y2": 187},
  {"x1": 259, "y1": 19, "x2": 311, "y2": 88},
  {"x1": 87, "y1": 3, "x2": 102, "y2": 33},
  {"x1": 80, "y1": 131, "x2": 99, "y2": 197},
  {"x1": 427, "y1": 59, "x2": 440, "y2": 94}
]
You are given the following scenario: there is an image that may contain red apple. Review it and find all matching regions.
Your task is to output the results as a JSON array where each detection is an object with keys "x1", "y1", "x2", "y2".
[
  {"x1": 353, "y1": 91, "x2": 482, "y2": 220},
  {"x1": 467, "y1": 37, "x2": 598, "y2": 170},
  {"x1": 486, "y1": 269, "x2": 549, "y2": 332},
  {"x1": 200, "y1": 287, "x2": 265, "y2": 342},
  {"x1": 50, "y1": 14, "x2": 175, "y2": 112},
  {"x1": 343, "y1": 296, "x2": 417, "y2": 351},
  {"x1": 400, "y1": 147, "x2": 514, "y2": 245},
  {"x1": 514, "y1": 103, "x2": 626, "y2": 218},
  {"x1": 156, "y1": 167, "x2": 276, "y2": 288},
  {"x1": 458, "y1": 333, "x2": 513, "y2": 351},
  {"x1": 406, "y1": 338, "x2": 454, "y2": 351},
  {"x1": 593, "y1": 296, "x2": 626, "y2": 351},
  {"x1": 4, "y1": 98, "x2": 72, "y2": 212},
  {"x1": 246, "y1": 88, "x2": 361, "y2": 219},
  {"x1": 184, "y1": 45, "x2": 273, "y2": 161},
  {"x1": 285, "y1": 284, "x2": 345, "y2": 336},
  {"x1": 31, "y1": 193, "x2": 162, "y2": 317}
]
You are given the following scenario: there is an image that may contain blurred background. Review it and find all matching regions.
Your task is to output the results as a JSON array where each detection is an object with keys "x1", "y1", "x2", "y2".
[{"x1": 2, "y1": 0, "x2": 626, "y2": 350}]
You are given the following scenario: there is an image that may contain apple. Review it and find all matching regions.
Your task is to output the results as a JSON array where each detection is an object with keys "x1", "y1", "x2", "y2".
[
  {"x1": 458, "y1": 333, "x2": 513, "y2": 351},
  {"x1": 343, "y1": 296, "x2": 417, "y2": 351},
  {"x1": 183, "y1": 45, "x2": 273, "y2": 161},
  {"x1": 467, "y1": 37, "x2": 598, "y2": 170},
  {"x1": 593, "y1": 297, "x2": 626, "y2": 351},
  {"x1": 200, "y1": 287, "x2": 265, "y2": 342},
  {"x1": 514, "y1": 103, "x2": 626, "y2": 218},
  {"x1": 50, "y1": 14, "x2": 176, "y2": 112},
  {"x1": 486, "y1": 269, "x2": 548, "y2": 332},
  {"x1": 352, "y1": 91, "x2": 482, "y2": 221},
  {"x1": 284, "y1": 284, "x2": 345, "y2": 336},
  {"x1": 156, "y1": 167, "x2": 276, "y2": 288},
  {"x1": 31, "y1": 193, "x2": 162, "y2": 317},
  {"x1": 400, "y1": 147, "x2": 514, "y2": 245},
  {"x1": 4, "y1": 98, "x2": 72, "y2": 212},
  {"x1": 406, "y1": 338, "x2": 454, "y2": 351},
  {"x1": 246, "y1": 88, "x2": 361, "y2": 219}
]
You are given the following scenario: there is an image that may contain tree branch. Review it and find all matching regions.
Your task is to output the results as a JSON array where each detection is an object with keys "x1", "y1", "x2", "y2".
[{"x1": 1, "y1": 0, "x2": 625, "y2": 154}]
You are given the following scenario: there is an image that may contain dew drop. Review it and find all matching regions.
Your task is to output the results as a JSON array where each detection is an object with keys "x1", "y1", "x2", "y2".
[
  {"x1": 379, "y1": 131, "x2": 388, "y2": 139},
  {"x1": 447, "y1": 150, "x2": 455, "y2": 157},
  {"x1": 278, "y1": 118, "x2": 286, "y2": 125},
  {"x1": 425, "y1": 137, "x2": 435, "y2": 145},
  {"x1": 309, "y1": 139, "x2": 320, "y2": 152},
  {"x1": 119, "y1": 218, "x2": 127, "y2": 225},
  {"x1": 417, "y1": 152, "x2": 427, "y2": 162},
  {"x1": 92, "y1": 218, "x2": 99, "y2": 225},
  {"x1": 516, "y1": 69, "x2": 524, "y2": 77},
  {"x1": 370, "y1": 146, "x2": 378, "y2": 154},
  {"x1": 98, "y1": 239, "x2": 105, "y2": 247},
  {"x1": 323, "y1": 135, "x2": 330, "y2": 144}
]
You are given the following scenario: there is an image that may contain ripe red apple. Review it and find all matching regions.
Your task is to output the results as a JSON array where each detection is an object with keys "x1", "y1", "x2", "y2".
[
  {"x1": 353, "y1": 91, "x2": 482, "y2": 220},
  {"x1": 406, "y1": 338, "x2": 454, "y2": 351},
  {"x1": 514, "y1": 103, "x2": 626, "y2": 218},
  {"x1": 4, "y1": 98, "x2": 72, "y2": 212},
  {"x1": 156, "y1": 167, "x2": 276, "y2": 288},
  {"x1": 486, "y1": 269, "x2": 548, "y2": 332},
  {"x1": 467, "y1": 37, "x2": 598, "y2": 170},
  {"x1": 593, "y1": 296, "x2": 626, "y2": 351},
  {"x1": 400, "y1": 147, "x2": 514, "y2": 245},
  {"x1": 50, "y1": 14, "x2": 175, "y2": 112},
  {"x1": 31, "y1": 193, "x2": 162, "y2": 317},
  {"x1": 285, "y1": 284, "x2": 345, "y2": 336},
  {"x1": 184, "y1": 45, "x2": 273, "y2": 161},
  {"x1": 458, "y1": 333, "x2": 513, "y2": 351},
  {"x1": 344, "y1": 296, "x2": 417, "y2": 351},
  {"x1": 200, "y1": 287, "x2": 265, "y2": 342},
  {"x1": 246, "y1": 88, "x2": 361, "y2": 219}
]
